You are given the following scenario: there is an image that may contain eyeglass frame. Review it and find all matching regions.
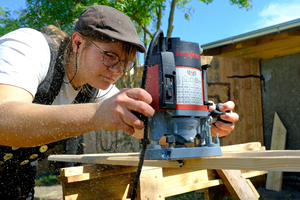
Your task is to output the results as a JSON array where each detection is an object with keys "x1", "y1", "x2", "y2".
[{"x1": 89, "y1": 40, "x2": 135, "y2": 71}]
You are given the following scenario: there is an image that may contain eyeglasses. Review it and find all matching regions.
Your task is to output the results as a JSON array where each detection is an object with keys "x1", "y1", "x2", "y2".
[{"x1": 90, "y1": 40, "x2": 135, "y2": 71}]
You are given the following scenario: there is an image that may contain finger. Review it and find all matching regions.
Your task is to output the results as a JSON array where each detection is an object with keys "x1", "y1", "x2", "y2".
[
  {"x1": 122, "y1": 124, "x2": 135, "y2": 135},
  {"x1": 211, "y1": 122, "x2": 234, "y2": 137},
  {"x1": 210, "y1": 124, "x2": 231, "y2": 137},
  {"x1": 115, "y1": 90, "x2": 155, "y2": 117},
  {"x1": 123, "y1": 88, "x2": 155, "y2": 117},
  {"x1": 117, "y1": 112, "x2": 138, "y2": 135},
  {"x1": 127, "y1": 98, "x2": 155, "y2": 117},
  {"x1": 124, "y1": 109, "x2": 145, "y2": 130},
  {"x1": 214, "y1": 120, "x2": 235, "y2": 132},
  {"x1": 218, "y1": 101, "x2": 235, "y2": 111},
  {"x1": 128, "y1": 99, "x2": 155, "y2": 117},
  {"x1": 125, "y1": 88, "x2": 153, "y2": 104},
  {"x1": 220, "y1": 112, "x2": 239, "y2": 123},
  {"x1": 208, "y1": 101, "x2": 216, "y2": 112}
]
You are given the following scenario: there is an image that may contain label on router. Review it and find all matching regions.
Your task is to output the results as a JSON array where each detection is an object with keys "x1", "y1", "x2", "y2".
[{"x1": 176, "y1": 67, "x2": 203, "y2": 106}]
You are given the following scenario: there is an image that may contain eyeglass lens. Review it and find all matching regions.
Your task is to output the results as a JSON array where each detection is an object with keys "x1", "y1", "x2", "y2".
[{"x1": 102, "y1": 53, "x2": 120, "y2": 67}]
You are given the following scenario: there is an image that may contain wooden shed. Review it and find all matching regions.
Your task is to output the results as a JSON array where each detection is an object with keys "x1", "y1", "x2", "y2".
[{"x1": 201, "y1": 18, "x2": 300, "y2": 189}]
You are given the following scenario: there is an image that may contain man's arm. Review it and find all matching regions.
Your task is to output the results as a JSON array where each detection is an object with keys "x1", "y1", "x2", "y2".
[{"x1": 0, "y1": 85, "x2": 154, "y2": 147}]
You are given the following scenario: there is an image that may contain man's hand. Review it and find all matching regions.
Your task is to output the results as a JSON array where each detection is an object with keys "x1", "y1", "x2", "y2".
[
  {"x1": 96, "y1": 88, "x2": 155, "y2": 135},
  {"x1": 209, "y1": 101, "x2": 239, "y2": 137}
]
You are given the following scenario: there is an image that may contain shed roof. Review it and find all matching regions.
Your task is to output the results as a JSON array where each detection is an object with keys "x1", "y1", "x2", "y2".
[{"x1": 201, "y1": 18, "x2": 300, "y2": 60}]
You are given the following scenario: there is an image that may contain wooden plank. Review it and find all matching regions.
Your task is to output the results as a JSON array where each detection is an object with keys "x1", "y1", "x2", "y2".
[
  {"x1": 163, "y1": 169, "x2": 209, "y2": 191},
  {"x1": 55, "y1": 142, "x2": 264, "y2": 172},
  {"x1": 138, "y1": 167, "x2": 164, "y2": 200},
  {"x1": 221, "y1": 142, "x2": 264, "y2": 151},
  {"x1": 216, "y1": 170, "x2": 258, "y2": 200},
  {"x1": 269, "y1": 112, "x2": 287, "y2": 151},
  {"x1": 59, "y1": 166, "x2": 137, "y2": 183},
  {"x1": 49, "y1": 150, "x2": 300, "y2": 171},
  {"x1": 164, "y1": 179, "x2": 223, "y2": 197},
  {"x1": 246, "y1": 179, "x2": 260, "y2": 198},
  {"x1": 243, "y1": 171, "x2": 268, "y2": 179},
  {"x1": 266, "y1": 112, "x2": 287, "y2": 191},
  {"x1": 62, "y1": 172, "x2": 135, "y2": 200},
  {"x1": 60, "y1": 164, "x2": 134, "y2": 176}
]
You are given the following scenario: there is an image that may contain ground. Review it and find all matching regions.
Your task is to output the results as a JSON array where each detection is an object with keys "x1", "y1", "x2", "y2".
[{"x1": 34, "y1": 184, "x2": 63, "y2": 200}]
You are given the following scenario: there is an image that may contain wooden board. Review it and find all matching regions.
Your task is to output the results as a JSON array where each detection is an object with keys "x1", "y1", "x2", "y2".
[
  {"x1": 49, "y1": 150, "x2": 300, "y2": 172},
  {"x1": 216, "y1": 170, "x2": 258, "y2": 200},
  {"x1": 266, "y1": 112, "x2": 287, "y2": 191},
  {"x1": 138, "y1": 167, "x2": 164, "y2": 200}
]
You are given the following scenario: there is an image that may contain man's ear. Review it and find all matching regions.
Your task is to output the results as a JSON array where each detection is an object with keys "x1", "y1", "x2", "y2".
[{"x1": 72, "y1": 32, "x2": 83, "y2": 53}]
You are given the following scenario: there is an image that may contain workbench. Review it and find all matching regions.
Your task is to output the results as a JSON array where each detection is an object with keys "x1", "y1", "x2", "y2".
[{"x1": 49, "y1": 142, "x2": 300, "y2": 200}]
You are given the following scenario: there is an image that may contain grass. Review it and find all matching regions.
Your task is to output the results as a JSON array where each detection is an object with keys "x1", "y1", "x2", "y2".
[
  {"x1": 165, "y1": 192, "x2": 205, "y2": 200},
  {"x1": 35, "y1": 173, "x2": 60, "y2": 186}
]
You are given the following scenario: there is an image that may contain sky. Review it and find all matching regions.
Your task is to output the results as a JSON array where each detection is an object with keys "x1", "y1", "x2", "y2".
[{"x1": 2, "y1": 0, "x2": 300, "y2": 46}]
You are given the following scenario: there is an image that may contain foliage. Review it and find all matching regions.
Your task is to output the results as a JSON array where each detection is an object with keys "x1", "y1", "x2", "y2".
[
  {"x1": 21, "y1": 0, "x2": 94, "y2": 34},
  {"x1": 0, "y1": 6, "x2": 25, "y2": 36},
  {"x1": 35, "y1": 173, "x2": 59, "y2": 186},
  {"x1": 1, "y1": 0, "x2": 252, "y2": 37},
  {"x1": 166, "y1": 191, "x2": 205, "y2": 200}
]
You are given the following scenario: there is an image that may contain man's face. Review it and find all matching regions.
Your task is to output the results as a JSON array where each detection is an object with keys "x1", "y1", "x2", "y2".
[{"x1": 79, "y1": 40, "x2": 125, "y2": 90}]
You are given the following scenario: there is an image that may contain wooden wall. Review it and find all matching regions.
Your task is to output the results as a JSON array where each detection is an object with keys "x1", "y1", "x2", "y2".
[{"x1": 201, "y1": 56, "x2": 264, "y2": 146}]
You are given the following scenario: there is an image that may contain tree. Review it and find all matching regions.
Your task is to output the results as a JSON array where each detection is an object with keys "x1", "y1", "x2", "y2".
[
  {"x1": 0, "y1": 6, "x2": 25, "y2": 36},
  {"x1": 1, "y1": 0, "x2": 252, "y2": 38},
  {"x1": 0, "y1": 0, "x2": 252, "y2": 88}
]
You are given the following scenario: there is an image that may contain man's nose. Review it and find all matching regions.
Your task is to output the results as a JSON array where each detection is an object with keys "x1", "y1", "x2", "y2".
[{"x1": 108, "y1": 63, "x2": 124, "y2": 73}]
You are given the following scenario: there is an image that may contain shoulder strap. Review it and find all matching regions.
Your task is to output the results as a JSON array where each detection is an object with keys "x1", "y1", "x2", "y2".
[{"x1": 33, "y1": 34, "x2": 66, "y2": 105}]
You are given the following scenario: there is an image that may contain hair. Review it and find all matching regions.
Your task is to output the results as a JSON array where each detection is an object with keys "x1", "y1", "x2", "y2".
[
  {"x1": 42, "y1": 25, "x2": 68, "y2": 48},
  {"x1": 43, "y1": 24, "x2": 138, "y2": 81}
]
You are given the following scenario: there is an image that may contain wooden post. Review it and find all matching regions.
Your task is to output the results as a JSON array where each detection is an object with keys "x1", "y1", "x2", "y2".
[
  {"x1": 216, "y1": 170, "x2": 258, "y2": 200},
  {"x1": 137, "y1": 167, "x2": 164, "y2": 200},
  {"x1": 266, "y1": 112, "x2": 287, "y2": 191}
]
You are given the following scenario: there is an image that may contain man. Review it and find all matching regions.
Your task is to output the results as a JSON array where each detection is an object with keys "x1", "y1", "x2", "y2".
[{"x1": 0, "y1": 5, "x2": 238, "y2": 199}]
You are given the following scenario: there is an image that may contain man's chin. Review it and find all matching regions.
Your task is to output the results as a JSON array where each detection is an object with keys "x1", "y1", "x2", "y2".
[{"x1": 92, "y1": 82, "x2": 112, "y2": 90}]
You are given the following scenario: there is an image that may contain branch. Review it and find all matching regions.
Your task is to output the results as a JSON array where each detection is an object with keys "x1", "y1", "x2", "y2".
[
  {"x1": 156, "y1": 5, "x2": 162, "y2": 30},
  {"x1": 167, "y1": 0, "x2": 176, "y2": 37},
  {"x1": 131, "y1": 15, "x2": 153, "y2": 38}
]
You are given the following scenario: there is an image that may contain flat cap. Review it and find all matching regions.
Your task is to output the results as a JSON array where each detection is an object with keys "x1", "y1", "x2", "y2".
[{"x1": 75, "y1": 5, "x2": 146, "y2": 53}]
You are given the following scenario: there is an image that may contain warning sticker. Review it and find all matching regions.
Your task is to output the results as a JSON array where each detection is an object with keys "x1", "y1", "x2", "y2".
[{"x1": 176, "y1": 67, "x2": 203, "y2": 105}]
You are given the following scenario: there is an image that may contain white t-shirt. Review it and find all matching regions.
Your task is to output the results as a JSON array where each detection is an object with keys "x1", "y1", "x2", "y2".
[{"x1": 0, "y1": 28, "x2": 119, "y2": 105}]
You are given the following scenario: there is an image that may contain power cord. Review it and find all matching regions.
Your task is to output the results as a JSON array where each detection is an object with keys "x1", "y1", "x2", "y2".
[{"x1": 130, "y1": 29, "x2": 164, "y2": 200}]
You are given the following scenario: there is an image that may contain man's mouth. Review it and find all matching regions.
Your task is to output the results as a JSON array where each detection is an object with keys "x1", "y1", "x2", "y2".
[{"x1": 102, "y1": 75, "x2": 115, "y2": 82}]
